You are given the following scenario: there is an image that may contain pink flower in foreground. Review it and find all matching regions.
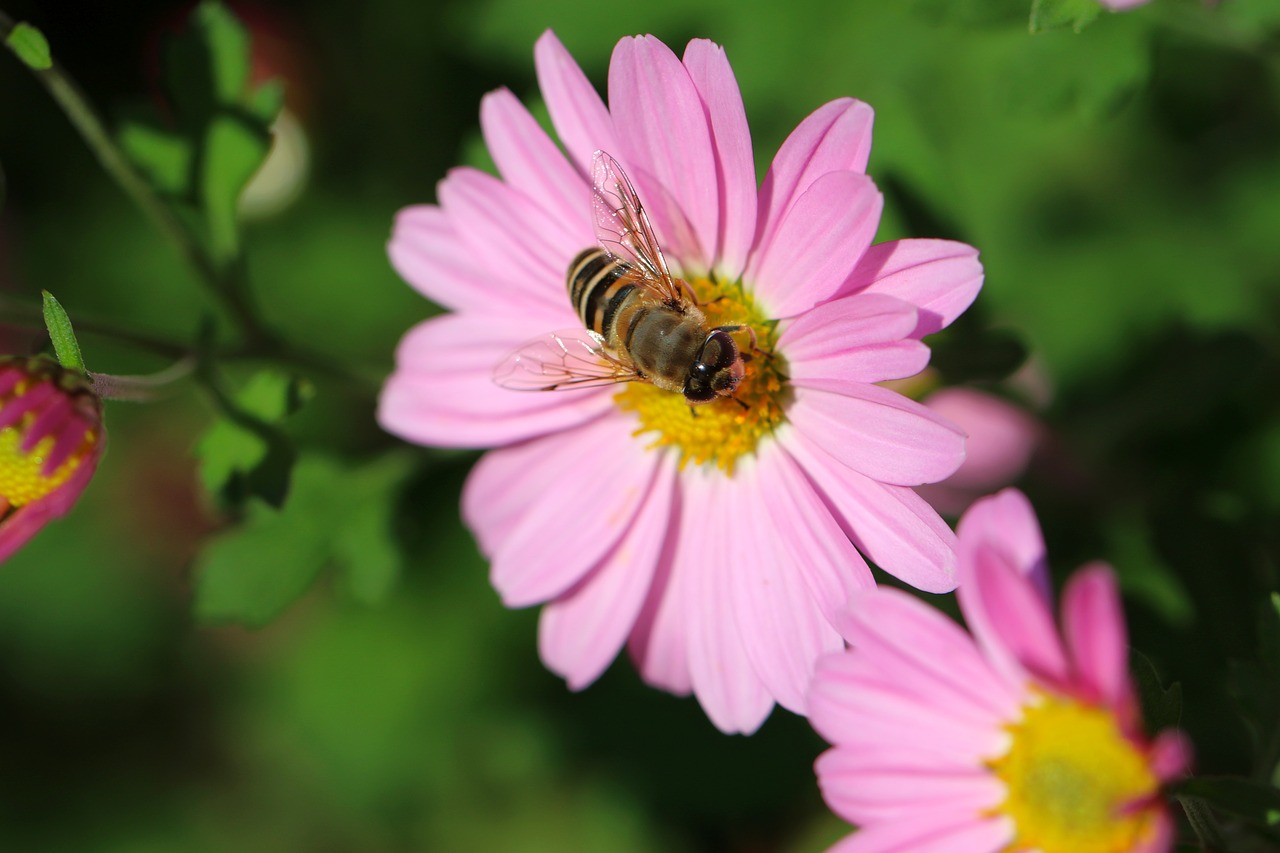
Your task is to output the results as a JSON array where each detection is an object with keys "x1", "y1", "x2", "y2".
[
  {"x1": 380, "y1": 31, "x2": 983, "y2": 732},
  {"x1": 915, "y1": 388, "x2": 1042, "y2": 516},
  {"x1": 0, "y1": 356, "x2": 104, "y2": 562},
  {"x1": 809, "y1": 489, "x2": 1191, "y2": 852}
]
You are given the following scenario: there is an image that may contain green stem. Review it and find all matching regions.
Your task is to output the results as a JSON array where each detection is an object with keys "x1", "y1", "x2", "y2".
[{"x1": 0, "y1": 10, "x2": 273, "y2": 345}]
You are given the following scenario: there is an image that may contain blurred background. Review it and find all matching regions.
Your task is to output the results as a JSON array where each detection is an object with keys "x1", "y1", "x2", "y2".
[{"x1": 1, "y1": 0, "x2": 1279, "y2": 850}]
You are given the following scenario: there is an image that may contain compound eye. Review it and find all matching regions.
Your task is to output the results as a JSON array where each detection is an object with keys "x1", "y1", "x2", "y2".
[{"x1": 702, "y1": 330, "x2": 739, "y2": 370}]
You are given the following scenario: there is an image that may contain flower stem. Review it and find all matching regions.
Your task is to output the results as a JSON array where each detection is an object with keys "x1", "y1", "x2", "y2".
[{"x1": 0, "y1": 9, "x2": 273, "y2": 346}]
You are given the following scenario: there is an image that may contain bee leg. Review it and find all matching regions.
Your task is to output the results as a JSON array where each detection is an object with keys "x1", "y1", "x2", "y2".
[
  {"x1": 688, "y1": 404, "x2": 699, "y2": 418},
  {"x1": 730, "y1": 395, "x2": 750, "y2": 411}
]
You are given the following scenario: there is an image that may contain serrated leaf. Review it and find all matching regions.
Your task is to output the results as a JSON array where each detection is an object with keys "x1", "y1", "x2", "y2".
[
  {"x1": 40, "y1": 290, "x2": 85, "y2": 372},
  {"x1": 1029, "y1": 0, "x2": 1101, "y2": 33},
  {"x1": 1130, "y1": 649, "x2": 1183, "y2": 732},
  {"x1": 332, "y1": 454, "x2": 413, "y2": 606},
  {"x1": 117, "y1": 118, "x2": 192, "y2": 195},
  {"x1": 201, "y1": 115, "x2": 271, "y2": 263},
  {"x1": 164, "y1": 1, "x2": 250, "y2": 120},
  {"x1": 1174, "y1": 777, "x2": 1280, "y2": 835},
  {"x1": 195, "y1": 370, "x2": 311, "y2": 508},
  {"x1": 5, "y1": 22, "x2": 52, "y2": 71}
]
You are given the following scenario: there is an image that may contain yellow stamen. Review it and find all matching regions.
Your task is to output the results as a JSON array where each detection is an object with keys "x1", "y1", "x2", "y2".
[
  {"x1": 0, "y1": 413, "x2": 92, "y2": 508},
  {"x1": 613, "y1": 276, "x2": 788, "y2": 475},
  {"x1": 991, "y1": 691, "x2": 1161, "y2": 853}
]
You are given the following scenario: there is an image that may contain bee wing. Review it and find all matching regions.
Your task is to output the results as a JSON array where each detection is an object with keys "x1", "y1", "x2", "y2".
[
  {"x1": 590, "y1": 150, "x2": 688, "y2": 306},
  {"x1": 493, "y1": 329, "x2": 645, "y2": 391}
]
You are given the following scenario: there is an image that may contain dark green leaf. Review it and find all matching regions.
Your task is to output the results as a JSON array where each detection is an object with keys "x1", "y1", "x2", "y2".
[
  {"x1": 332, "y1": 453, "x2": 413, "y2": 606},
  {"x1": 1029, "y1": 0, "x2": 1101, "y2": 33},
  {"x1": 5, "y1": 22, "x2": 52, "y2": 71},
  {"x1": 40, "y1": 290, "x2": 85, "y2": 372},
  {"x1": 201, "y1": 115, "x2": 272, "y2": 263},
  {"x1": 1131, "y1": 649, "x2": 1183, "y2": 732},
  {"x1": 195, "y1": 370, "x2": 311, "y2": 508},
  {"x1": 117, "y1": 117, "x2": 192, "y2": 196},
  {"x1": 1173, "y1": 777, "x2": 1280, "y2": 833}
]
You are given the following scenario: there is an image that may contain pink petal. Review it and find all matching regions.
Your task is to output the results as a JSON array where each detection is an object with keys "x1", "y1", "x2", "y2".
[
  {"x1": 1061, "y1": 561, "x2": 1132, "y2": 707},
  {"x1": 538, "y1": 454, "x2": 677, "y2": 688},
  {"x1": 680, "y1": 466, "x2": 775, "y2": 733},
  {"x1": 727, "y1": 454, "x2": 844, "y2": 715},
  {"x1": 747, "y1": 171, "x2": 883, "y2": 319},
  {"x1": 389, "y1": 205, "x2": 541, "y2": 316},
  {"x1": 379, "y1": 315, "x2": 614, "y2": 448},
  {"x1": 437, "y1": 167, "x2": 585, "y2": 309},
  {"x1": 1148, "y1": 729, "x2": 1193, "y2": 781},
  {"x1": 627, "y1": 501, "x2": 692, "y2": 696},
  {"x1": 754, "y1": 98, "x2": 875, "y2": 260},
  {"x1": 838, "y1": 589, "x2": 1024, "y2": 722},
  {"x1": 816, "y1": 748, "x2": 1003, "y2": 823},
  {"x1": 955, "y1": 488, "x2": 1050, "y2": 599},
  {"x1": 758, "y1": 441, "x2": 875, "y2": 624},
  {"x1": 787, "y1": 381, "x2": 966, "y2": 486},
  {"x1": 824, "y1": 813, "x2": 1013, "y2": 853},
  {"x1": 782, "y1": 428, "x2": 957, "y2": 593},
  {"x1": 479, "y1": 415, "x2": 659, "y2": 607},
  {"x1": 608, "y1": 36, "x2": 718, "y2": 273},
  {"x1": 779, "y1": 293, "x2": 928, "y2": 385},
  {"x1": 0, "y1": 381, "x2": 53, "y2": 430},
  {"x1": 847, "y1": 238, "x2": 984, "y2": 338},
  {"x1": 961, "y1": 544, "x2": 1070, "y2": 690},
  {"x1": 480, "y1": 87, "x2": 592, "y2": 239},
  {"x1": 534, "y1": 30, "x2": 619, "y2": 175},
  {"x1": 682, "y1": 39, "x2": 757, "y2": 280}
]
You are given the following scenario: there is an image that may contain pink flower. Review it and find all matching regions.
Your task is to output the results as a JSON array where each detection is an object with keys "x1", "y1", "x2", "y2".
[
  {"x1": 1100, "y1": 0, "x2": 1150, "y2": 10},
  {"x1": 379, "y1": 31, "x2": 983, "y2": 733},
  {"x1": 809, "y1": 489, "x2": 1191, "y2": 852},
  {"x1": 915, "y1": 388, "x2": 1042, "y2": 516},
  {"x1": 0, "y1": 356, "x2": 105, "y2": 562}
]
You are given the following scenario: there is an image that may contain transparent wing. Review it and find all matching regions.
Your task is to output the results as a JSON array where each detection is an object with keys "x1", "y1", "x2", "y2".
[
  {"x1": 590, "y1": 150, "x2": 687, "y2": 305},
  {"x1": 493, "y1": 329, "x2": 645, "y2": 391}
]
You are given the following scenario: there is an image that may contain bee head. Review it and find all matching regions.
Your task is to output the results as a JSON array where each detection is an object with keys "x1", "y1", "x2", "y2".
[{"x1": 684, "y1": 330, "x2": 744, "y2": 404}]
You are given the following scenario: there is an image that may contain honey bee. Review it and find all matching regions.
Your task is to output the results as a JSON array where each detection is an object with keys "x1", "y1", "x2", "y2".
[{"x1": 494, "y1": 151, "x2": 749, "y2": 405}]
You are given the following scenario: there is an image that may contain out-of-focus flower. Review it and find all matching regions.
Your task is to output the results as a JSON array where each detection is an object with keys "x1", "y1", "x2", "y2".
[
  {"x1": 809, "y1": 489, "x2": 1191, "y2": 853},
  {"x1": 915, "y1": 387, "x2": 1043, "y2": 516},
  {"x1": 380, "y1": 31, "x2": 983, "y2": 732},
  {"x1": 1100, "y1": 0, "x2": 1150, "y2": 10},
  {"x1": 0, "y1": 356, "x2": 105, "y2": 562}
]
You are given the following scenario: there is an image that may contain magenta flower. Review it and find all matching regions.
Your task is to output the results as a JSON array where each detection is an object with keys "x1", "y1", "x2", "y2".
[
  {"x1": 809, "y1": 489, "x2": 1191, "y2": 852},
  {"x1": 380, "y1": 31, "x2": 983, "y2": 732},
  {"x1": 0, "y1": 356, "x2": 105, "y2": 562},
  {"x1": 915, "y1": 388, "x2": 1042, "y2": 516}
]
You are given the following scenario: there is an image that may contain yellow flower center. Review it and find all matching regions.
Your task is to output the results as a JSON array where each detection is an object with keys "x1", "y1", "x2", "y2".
[
  {"x1": 991, "y1": 691, "x2": 1161, "y2": 853},
  {"x1": 613, "y1": 276, "x2": 788, "y2": 474},
  {"x1": 0, "y1": 377, "x2": 96, "y2": 509}
]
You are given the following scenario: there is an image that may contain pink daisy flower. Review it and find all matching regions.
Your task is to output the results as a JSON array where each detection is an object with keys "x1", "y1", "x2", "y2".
[
  {"x1": 379, "y1": 31, "x2": 983, "y2": 733},
  {"x1": 809, "y1": 488, "x2": 1192, "y2": 852},
  {"x1": 0, "y1": 356, "x2": 105, "y2": 562}
]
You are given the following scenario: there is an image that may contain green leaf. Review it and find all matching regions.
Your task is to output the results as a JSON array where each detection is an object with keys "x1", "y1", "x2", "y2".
[
  {"x1": 1029, "y1": 0, "x2": 1102, "y2": 33},
  {"x1": 117, "y1": 117, "x2": 192, "y2": 196},
  {"x1": 1173, "y1": 777, "x2": 1280, "y2": 835},
  {"x1": 332, "y1": 454, "x2": 413, "y2": 606},
  {"x1": 195, "y1": 370, "x2": 311, "y2": 508},
  {"x1": 40, "y1": 290, "x2": 85, "y2": 372},
  {"x1": 201, "y1": 115, "x2": 272, "y2": 263},
  {"x1": 1130, "y1": 649, "x2": 1183, "y2": 732},
  {"x1": 5, "y1": 22, "x2": 52, "y2": 71}
]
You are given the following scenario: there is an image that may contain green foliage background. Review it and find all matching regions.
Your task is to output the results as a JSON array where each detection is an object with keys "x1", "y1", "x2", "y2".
[{"x1": 1, "y1": 0, "x2": 1279, "y2": 849}]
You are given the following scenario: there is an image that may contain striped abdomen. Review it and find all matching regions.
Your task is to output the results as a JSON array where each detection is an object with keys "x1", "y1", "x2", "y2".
[{"x1": 568, "y1": 248, "x2": 639, "y2": 338}]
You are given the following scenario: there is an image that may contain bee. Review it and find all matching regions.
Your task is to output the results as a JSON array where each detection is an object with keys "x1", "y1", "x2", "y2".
[{"x1": 494, "y1": 151, "x2": 749, "y2": 405}]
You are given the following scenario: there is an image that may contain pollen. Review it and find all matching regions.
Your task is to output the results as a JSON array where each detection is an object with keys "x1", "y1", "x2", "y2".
[
  {"x1": 989, "y1": 691, "x2": 1161, "y2": 853},
  {"x1": 614, "y1": 276, "x2": 788, "y2": 475}
]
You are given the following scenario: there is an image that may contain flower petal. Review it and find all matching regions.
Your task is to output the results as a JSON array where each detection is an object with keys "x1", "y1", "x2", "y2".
[
  {"x1": 538, "y1": 454, "x2": 677, "y2": 688},
  {"x1": 437, "y1": 168, "x2": 585, "y2": 315},
  {"x1": 782, "y1": 427, "x2": 957, "y2": 593},
  {"x1": 779, "y1": 292, "x2": 928, "y2": 384},
  {"x1": 824, "y1": 813, "x2": 1013, "y2": 853},
  {"x1": 681, "y1": 464, "x2": 775, "y2": 733},
  {"x1": 816, "y1": 748, "x2": 1003, "y2": 823},
  {"x1": 627, "y1": 500, "x2": 692, "y2": 696},
  {"x1": 955, "y1": 488, "x2": 1050, "y2": 598},
  {"x1": 480, "y1": 87, "x2": 592, "y2": 238},
  {"x1": 534, "y1": 30, "x2": 619, "y2": 174},
  {"x1": 747, "y1": 171, "x2": 883, "y2": 319},
  {"x1": 847, "y1": 238, "x2": 984, "y2": 338},
  {"x1": 754, "y1": 98, "x2": 875, "y2": 257},
  {"x1": 1061, "y1": 561, "x2": 1131, "y2": 708},
  {"x1": 608, "y1": 35, "x2": 718, "y2": 272},
  {"x1": 482, "y1": 415, "x2": 659, "y2": 607},
  {"x1": 682, "y1": 39, "x2": 757, "y2": 280},
  {"x1": 727, "y1": 452, "x2": 844, "y2": 715},
  {"x1": 389, "y1": 205, "x2": 559, "y2": 317},
  {"x1": 787, "y1": 381, "x2": 966, "y2": 486},
  {"x1": 379, "y1": 315, "x2": 613, "y2": 448}
]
